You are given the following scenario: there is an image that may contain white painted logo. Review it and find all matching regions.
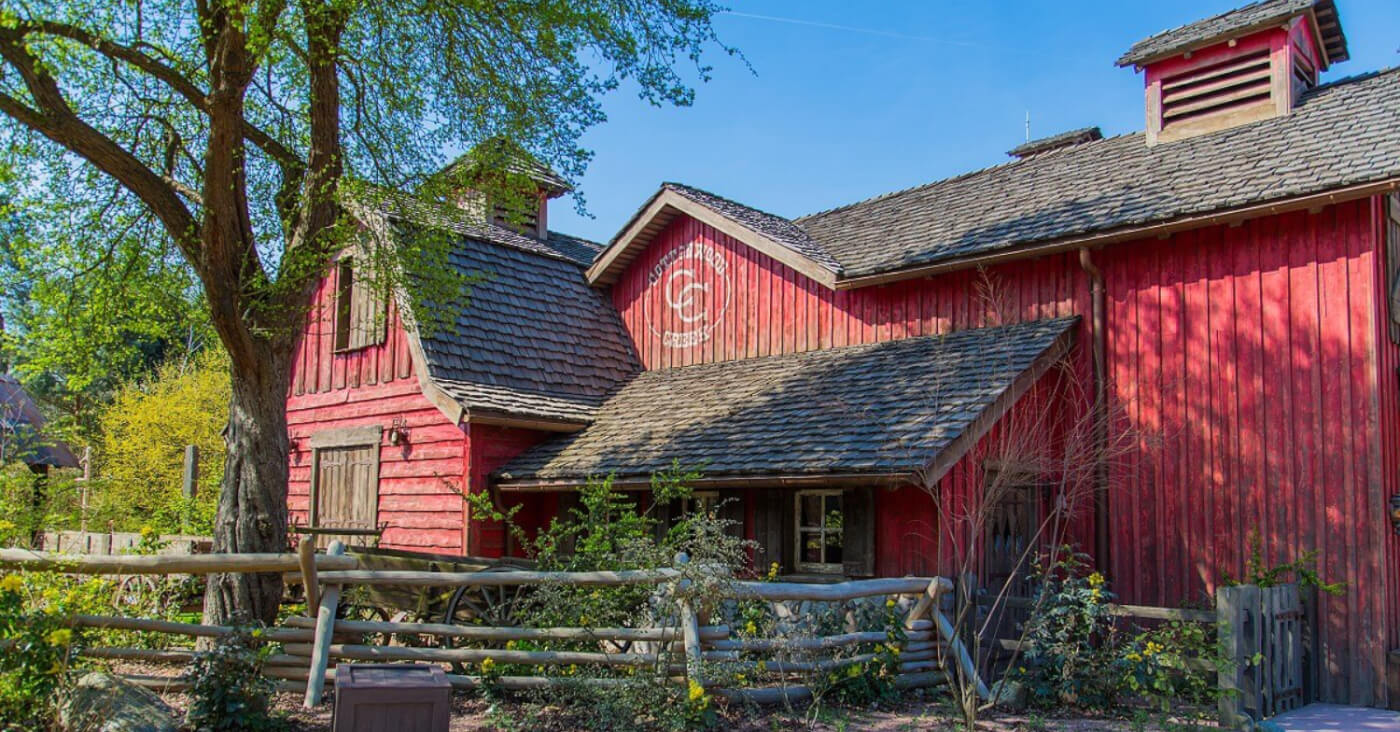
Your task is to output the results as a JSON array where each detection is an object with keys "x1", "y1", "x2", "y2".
[{"x1": 643, "y1": 241, "x2": 731, "y2": 348}]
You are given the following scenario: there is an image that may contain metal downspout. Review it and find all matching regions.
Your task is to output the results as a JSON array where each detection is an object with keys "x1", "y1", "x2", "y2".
[{"x1": 1079, "y1": 248, "x2": 1110, "y2": 572}]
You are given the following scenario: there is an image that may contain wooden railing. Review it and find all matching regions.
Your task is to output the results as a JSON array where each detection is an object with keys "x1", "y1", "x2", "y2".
[{"x1": 0, "y1": 545, "x2": 987, "y2": 707}]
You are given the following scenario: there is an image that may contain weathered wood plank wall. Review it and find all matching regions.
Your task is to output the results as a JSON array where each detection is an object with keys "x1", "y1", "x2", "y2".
[{"x1": 287, "y1": 265, "x2": 469, "y2": 555}]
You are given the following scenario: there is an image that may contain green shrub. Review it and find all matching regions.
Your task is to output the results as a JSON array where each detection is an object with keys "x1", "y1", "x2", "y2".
[
  {"x1": 181, "y1": 621, "x2": 283, "y2": 731},
  {"x1": 1119, "y1": 618, "x2": 1230, "y2": 711},
  {"x1": 1016, "y1": 547, "x2": 1122, "y2": 709},
  {"x1": 0, "y1": 570, "x2": 112, "y2": 728}
]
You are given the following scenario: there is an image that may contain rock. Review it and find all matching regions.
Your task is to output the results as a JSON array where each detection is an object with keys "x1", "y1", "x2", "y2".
[
  {"x1": 59, "y1": 672, "x2": 179, "y2": 732},
  {"x1": 990, "y1": 679, "x2": 1028, "y2": 712}
]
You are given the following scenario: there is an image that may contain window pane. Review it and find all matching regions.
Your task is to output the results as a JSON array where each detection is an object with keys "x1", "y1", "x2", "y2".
[
  {"x1": 800, "y1": 494, "x2": 823, "y2": 527},
  {"x1": 801, "y1": 530, "x2": 824, "y2": 564},
  {"x1": 823, "y1": 494, "x2": 844, "y2": 532}
]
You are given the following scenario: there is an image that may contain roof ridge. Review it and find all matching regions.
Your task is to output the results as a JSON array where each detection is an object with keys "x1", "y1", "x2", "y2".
[
  {"x1": 795, "y1": 130, "x2": 1144, "y2": 223},
  {"x1": 661, "y1": 181, "x2": 801, "y2": 226},
  {"x1": 796, "y1": 66, "x2": 1400, "y2": 226}
]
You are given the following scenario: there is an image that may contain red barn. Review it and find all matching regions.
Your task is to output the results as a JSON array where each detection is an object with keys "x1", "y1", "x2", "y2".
[{"x1": 288, "y1": 0, "x2": 1400, "y2": 705}]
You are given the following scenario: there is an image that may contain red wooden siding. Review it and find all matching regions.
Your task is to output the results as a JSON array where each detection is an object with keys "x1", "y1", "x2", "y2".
[
  {"x1": 287, "y1": 266, "x2": 469, "y2": 555},
  {"x1": 464, "y1": 425, "x2": 553, "y2": 557},
  {"x1": 1372, "y1": 195, "x2": 1400, "y2": 674},
  {"x1": 612, "y1": 216, "x2": 1087, "y2": 370},
  {"x1": 611, "y1": 201, "x2": 1396, "y2": 704},
  {"x1": 1101, "y1": 202, "x2": 1391, "y2": 705}
]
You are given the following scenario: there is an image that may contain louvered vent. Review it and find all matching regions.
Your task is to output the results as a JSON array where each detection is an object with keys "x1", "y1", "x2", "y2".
[
  {"x1": 1291, "y1": 38, "x2": 1318, "y2": 92},
  {"x1": 1160, "y1": 48, "x2": 1272, "y2": 129},
  {"x1": 493, "y1": 202, "x2": 540, "y2": 236}
]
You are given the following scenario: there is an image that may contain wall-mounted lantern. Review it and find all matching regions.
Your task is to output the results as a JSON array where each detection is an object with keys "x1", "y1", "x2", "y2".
[{"x1": 388, "y1": 416, "x2": 411, "y2": 446}]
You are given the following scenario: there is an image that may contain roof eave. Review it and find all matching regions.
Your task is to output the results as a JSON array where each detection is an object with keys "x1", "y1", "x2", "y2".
[
  {"x1": 587, "y1": 188, "x2": 840, "y2": 290},
  {"x1": 494, "y1": 470, "x2": 914, "y2": 492},
  {"x1": 1117, "y1": 10, "x2": 1303, "y2": 69},
  {"x1": 832, "y1": 176, "x2": 1400, "y2": 290}
]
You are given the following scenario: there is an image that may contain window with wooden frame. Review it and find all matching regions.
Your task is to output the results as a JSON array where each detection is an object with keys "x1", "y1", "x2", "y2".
[
  {"x1": 679, "y1": 490, "x2": 719, "y2": 519},
  {"x1": 333, "y1": 257, "x2": 388, "y2": 352},
  {"x1": 1387, "y1": 193, "x2": 1400, "y2": 345},
  {"x1": 794, "y1": 490, "x2": 844, "y2": 573},
  {"x1": 308, "y1": 426, "x2": 383, "y2": 547}
]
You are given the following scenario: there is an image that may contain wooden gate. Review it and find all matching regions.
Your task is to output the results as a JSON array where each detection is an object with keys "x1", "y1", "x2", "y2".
[{"x1": 1218, "y1": 583, "x2": 1306, "y2": 724}]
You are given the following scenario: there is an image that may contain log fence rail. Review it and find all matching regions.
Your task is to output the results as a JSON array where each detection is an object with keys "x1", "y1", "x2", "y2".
[{"x1": 0, "y1": 545, "x2": 986, "y2": 709}]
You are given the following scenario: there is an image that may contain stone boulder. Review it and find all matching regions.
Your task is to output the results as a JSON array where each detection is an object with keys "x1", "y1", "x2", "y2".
[{"x1": 59, "y1": 672, "x2": 179, "y2": 732}]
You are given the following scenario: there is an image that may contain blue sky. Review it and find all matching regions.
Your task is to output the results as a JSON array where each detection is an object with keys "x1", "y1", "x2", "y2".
[{"x1": 550, "y1": 0, "x2": 1400, "y2": 243}]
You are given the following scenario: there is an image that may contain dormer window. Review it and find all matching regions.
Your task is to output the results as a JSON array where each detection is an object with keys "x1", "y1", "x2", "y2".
[{"x1": 1118, "y1": 0, "x2": 1348, "y2": 145}]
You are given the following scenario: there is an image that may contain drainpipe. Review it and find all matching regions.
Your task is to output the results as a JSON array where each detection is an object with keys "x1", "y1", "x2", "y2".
[{"x1": 1078, "y1": 248, "x2": 1110, "y2": 573}]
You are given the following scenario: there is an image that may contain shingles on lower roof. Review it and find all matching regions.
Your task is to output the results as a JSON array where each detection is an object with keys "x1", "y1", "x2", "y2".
[
  {"x1": 414, "y1": 237, "x2": 639, "y2": 424},
  {"x1": 0, "y1": 375, "x2": 78, "y2": 469},
  {"x1": 494, "y1": 317, "x2": 1077, "y2": 484},
  {"x1": 1116, "y1": 0, "x2": 1348, "y2": 68},
  {"x1": 660, "y1": 183, "x2": 844, "y2": 274},
  {"x1": 793, "y1": 67, "x2": 1400, "y2": 279}
]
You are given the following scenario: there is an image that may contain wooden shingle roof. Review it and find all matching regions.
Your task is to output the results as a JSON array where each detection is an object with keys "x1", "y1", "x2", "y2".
[
  {"x1": 1115, "y1": 0, "x2": 1348, "y2": 68},
  {"x1": 0, "y1": 375, "x2": 78, "y2": 469},
  {"x1": 493, "y1": 318, "x2": 1077, "y2": 487}
]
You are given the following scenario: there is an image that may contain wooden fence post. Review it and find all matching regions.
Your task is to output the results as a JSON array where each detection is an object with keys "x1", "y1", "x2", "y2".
[
  {"x1": 298, "y1": 539, "x2": 319, "y2": 618},
  {"x1": 673, "y1": 552, "x2": 704, "y2": 689},
  {"x1": 1218, "y1": 584, "x2": 1261, "y2": 727},
  {"x1": 304, "y1": 540, "x2": 346, "y2": 708}
]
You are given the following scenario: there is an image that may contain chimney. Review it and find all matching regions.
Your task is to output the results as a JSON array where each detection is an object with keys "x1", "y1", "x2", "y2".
[{"x1": 1117, "y1": 0, "x2": 1348, "y2": 145}]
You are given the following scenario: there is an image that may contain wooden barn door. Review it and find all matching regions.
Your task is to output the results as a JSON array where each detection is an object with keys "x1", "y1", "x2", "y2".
[
  {"x1": 312, "y1": 443, "x2": 380, "y2": 548},
  {"x1": 981, "y1": 483, "x2": 1042, "y2": 665}
]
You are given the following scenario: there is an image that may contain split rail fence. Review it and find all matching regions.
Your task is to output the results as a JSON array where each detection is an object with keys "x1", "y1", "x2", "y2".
[{"x1": 0, "y1": 543, "x2": 989, "y2": 709}]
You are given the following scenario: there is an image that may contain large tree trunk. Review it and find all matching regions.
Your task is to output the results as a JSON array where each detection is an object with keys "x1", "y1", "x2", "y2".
[{"x1": 202, "y1": 346, "x2": 294, "y2": 626}]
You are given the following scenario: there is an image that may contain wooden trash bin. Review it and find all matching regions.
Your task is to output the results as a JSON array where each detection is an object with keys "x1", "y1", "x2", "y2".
[{"x1": 332, "y1": 664, "x2": 451, "y2": 732}]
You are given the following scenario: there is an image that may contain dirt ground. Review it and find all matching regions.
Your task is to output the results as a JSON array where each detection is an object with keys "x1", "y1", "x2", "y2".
[{"x1": 142, "y1": 685, "x2": 1220, "y2": 731}]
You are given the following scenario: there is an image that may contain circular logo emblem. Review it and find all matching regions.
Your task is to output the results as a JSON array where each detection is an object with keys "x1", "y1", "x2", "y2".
[{"x1": 643, "y1": 241, "x2": 731, "y2": 349}]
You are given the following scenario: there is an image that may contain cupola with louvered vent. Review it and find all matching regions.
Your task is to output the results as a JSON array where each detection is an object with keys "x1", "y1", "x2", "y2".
[{"x1": 1117, "y1": 0, "x2": 1348, "y2": 145}]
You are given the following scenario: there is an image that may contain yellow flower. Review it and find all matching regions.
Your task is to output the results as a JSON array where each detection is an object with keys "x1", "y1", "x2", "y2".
[
  {"x1": 847, "y1": 664, "x2": 861, "y2": 678},
  {"x1": 756, "y1": 660, "x2": 767, "y2": 672},
  {"x1": 0, "y1": 575, "x2": 22, "y2": 594},
  {"x1": 1087, "y1": 571, "x2": 1105, "y2": 588},
  {"x1": 480, "y1": 657, "x2": 496, "y2": 674},
  {"x1": 46, "y1": 628, "x2": 73, "y2": 647},
  {"x1": 766, "y1": 562, "x2": 780, "y2": 581},
  {"x1": 885, "y1": 597, "x2": 897, "y2": 608},
  {"x1": 687, "y1": 679, "x2": 705, "y2": 702},
  {"x1": 139, "y1": 525, "x2": 156, "y2": 539},
  {"x1": 744, "y1": 620, "x2": 757, "y2": 635},
  {"x1": 1090, "y1": 588, "x2": 1102, "y2": 600},
  {"x1": 0, "y1": 520, "x2": 15, "y2": 532}
]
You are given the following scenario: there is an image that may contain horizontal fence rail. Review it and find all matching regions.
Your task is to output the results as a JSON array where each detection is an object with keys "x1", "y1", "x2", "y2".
[{"x1": 1, "y1": 544, "x2": 988, "y2": 709}]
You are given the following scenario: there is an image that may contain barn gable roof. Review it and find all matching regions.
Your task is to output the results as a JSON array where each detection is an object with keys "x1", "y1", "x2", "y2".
[
  {"x1": 372, "y1": 195, "x2": 638, "y2": 429},
  {"x1": 586, "y1": 183, "x2": 842, "y2": 288},
  {"x1": 592, "y1": 66, "x2": 1400, "y2": 291},
  {"x1": 0, "y1": 375, "x2": 79, "y2": 469},
  {"x1": 492, "y1": 317, "x2": 1076, "y2": 488}
]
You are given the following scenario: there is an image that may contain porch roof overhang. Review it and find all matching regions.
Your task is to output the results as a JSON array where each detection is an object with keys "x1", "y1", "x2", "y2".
[{"x1": 492, "y1": 317, "x2": 1079, "y2": 491}]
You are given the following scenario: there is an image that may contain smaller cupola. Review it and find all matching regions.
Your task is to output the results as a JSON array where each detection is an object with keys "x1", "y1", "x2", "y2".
[
  {"x1": 429, "y1": 139, "x2": 572, "y2": 239},
  {"x1": 1117, "y1": 0, "x2": 1348, "y2": 145}
]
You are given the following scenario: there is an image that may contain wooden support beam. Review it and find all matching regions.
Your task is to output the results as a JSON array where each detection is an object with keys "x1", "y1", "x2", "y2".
[
  {"x1": 303, "y1": 540, "x2": 345, "y2": 709},
  {"x1": 297, "y1": 539, "x2": 319, "y2": 617},
  {"x1": 314, "y1": 567, "x2": 680, "y2": 587}
]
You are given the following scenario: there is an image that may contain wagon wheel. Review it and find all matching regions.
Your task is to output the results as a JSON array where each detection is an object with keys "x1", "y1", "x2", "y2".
[
  {"x1": 440, "y1": 568, "x2": 532, "y2": 673},
  {"x1": 337, "y1": 599, "x2": 395, "y2": 644},
  {"x1": 112, "y1": 575, "x2": 160, "y2": 611}
]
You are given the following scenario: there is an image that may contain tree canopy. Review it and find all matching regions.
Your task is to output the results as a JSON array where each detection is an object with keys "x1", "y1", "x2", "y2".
[{"x1": 0, "y1": 0, "x2": 735, "y2": 622}]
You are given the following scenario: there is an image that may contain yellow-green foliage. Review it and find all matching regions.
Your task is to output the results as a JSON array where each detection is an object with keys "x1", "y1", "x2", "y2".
[{"x1": 92, "y1": 351, "x2": 229, "y2": 533}]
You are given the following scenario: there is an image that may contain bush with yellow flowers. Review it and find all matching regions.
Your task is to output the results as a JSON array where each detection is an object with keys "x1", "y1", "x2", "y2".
[{"x1": 0, "y1": 570, "x2": 112, "y2": 727}]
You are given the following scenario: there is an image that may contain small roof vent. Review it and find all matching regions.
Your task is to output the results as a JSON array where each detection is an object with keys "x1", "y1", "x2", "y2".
[{"x1": 1008, "y1": 127, "x2": 1104, "y2": 159}]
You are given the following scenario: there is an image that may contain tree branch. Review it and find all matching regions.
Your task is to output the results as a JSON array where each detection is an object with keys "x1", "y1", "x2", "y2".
[
  {"x1": 0, "y1": 31, "x2": 202, "y2": 265},
  {"x1": 18, "y1": 19, "x2": 303, "y2": 171}
]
